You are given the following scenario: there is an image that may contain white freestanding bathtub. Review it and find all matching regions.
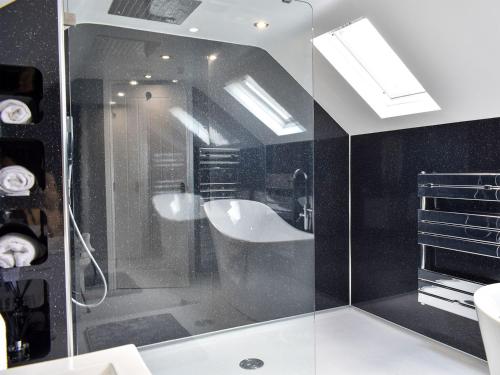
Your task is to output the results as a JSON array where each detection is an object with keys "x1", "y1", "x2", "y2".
[
  {"x1": 203, "y1": 199, "x2": 314, "y2": 321},
  {"x1": 475, "y1": 283, "x2": 500, "y2": 375},
  {"x1": 152, "y1": 193, "x2": 205, "y2": 287}
]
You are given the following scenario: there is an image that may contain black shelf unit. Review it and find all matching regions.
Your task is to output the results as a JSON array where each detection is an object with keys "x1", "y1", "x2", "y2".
[{"x1": 0, "y1": 0, "x2": 69, "y2": 367}]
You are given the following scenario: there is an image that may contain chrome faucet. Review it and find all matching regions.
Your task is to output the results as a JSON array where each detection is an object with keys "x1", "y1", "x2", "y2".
[{"x1": 293, "y1": 169, "x2": 312, "y2": 232}]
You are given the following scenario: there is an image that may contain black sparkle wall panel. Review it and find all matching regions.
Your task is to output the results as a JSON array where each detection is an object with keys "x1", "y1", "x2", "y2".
[
  {"x1": 314, "y1": 103, "x2": 349, "y2": 309},
  {"x1": 0, "y1": 0, "x2": 68, "y2": 364},
  {"x1": 71, "y1": 79, "x2": 108, "y2": 282},
  {"x1": 351, "y1": 118, "x2": 500, "y2": 359}
]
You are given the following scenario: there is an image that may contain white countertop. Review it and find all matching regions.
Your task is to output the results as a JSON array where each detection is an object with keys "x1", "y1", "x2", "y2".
[{"x1": 0, "y1": 345, "x2": 151, "y2": 375}]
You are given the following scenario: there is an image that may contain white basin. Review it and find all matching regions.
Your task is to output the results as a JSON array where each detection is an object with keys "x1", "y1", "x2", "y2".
[
  {"x1": 474, "y1": 283, "x2": 500, "y2": 374},
  {"x1": 60, "y1": 363, "x2": 117, "y2": 375},
  {"x1": 0, "y1": 345, "x2": 151, "y2": 375}
]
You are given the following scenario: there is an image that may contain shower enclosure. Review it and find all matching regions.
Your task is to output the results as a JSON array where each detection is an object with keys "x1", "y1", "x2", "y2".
[{"x1": 64, "y1": 0, "x2": 314, "y2": 373}]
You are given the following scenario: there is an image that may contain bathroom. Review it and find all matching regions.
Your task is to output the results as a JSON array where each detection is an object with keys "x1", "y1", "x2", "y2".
[{"x1": 0, "y1": 0, "x2": 499, "y2": 373}]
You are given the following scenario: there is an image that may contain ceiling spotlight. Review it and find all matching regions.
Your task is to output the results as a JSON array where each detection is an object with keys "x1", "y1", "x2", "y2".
[
  {"x1": 109, "y1": 101, "x2": 117, "y2": 105},
  {"x1": 207, "y1": 54, "x2": 217, "y2": 62},
  {"x1": 189, "y1": 27, "x2": 199, "y2": 33},
  {"x1": 117, "y1": 92, "x2": 125, "y2": 97},
  {"x1": 161, "y1": 55, "x2": 171, "y2": 60},
  {"x1": 172, "y1": 79, "x2": 179, "y2": 83},
  {"x1": 144, "y1": 74, "x2": 152, "y2": 79},
  {"x1": 254, "y1": 21, "x2": 269, "y2": 30},
  {"x1": 129, "y1": 80, "x2": 138, "y2": 86}
]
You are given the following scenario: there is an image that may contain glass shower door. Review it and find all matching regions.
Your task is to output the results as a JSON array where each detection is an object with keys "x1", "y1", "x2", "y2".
[{"x1": 65, "y1": 0, "x2": 315, "y2": 374}]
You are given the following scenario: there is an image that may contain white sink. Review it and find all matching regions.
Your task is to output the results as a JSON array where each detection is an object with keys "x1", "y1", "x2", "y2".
[
  {"x1": 58, "y1": 363, "x2": 117, "y2": 375},
  {"x1": 0, "y1": 345, "x2": 151, "y2": 375},
  {"x1": 475, "y1": 283, "x2": 500, "y2": 375}
]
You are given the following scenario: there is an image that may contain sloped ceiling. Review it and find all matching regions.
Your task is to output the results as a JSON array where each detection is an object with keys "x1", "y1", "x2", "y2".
[
  {"x1": 67, "y1": 0, "x2": 500, "y2": 135},
  {"x1": 310, "y1": 0, "x2": 500, "y2": 135}
]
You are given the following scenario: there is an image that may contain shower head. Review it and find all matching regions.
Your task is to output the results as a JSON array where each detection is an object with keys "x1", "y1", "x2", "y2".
[{"x1": 108, "y1": 0, "x2": 202, "y2": 25}]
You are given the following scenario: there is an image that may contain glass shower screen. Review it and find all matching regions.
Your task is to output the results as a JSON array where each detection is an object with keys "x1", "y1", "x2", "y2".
[{"x1": 65, "y1": 0, "x2": 314, "y2": 373}]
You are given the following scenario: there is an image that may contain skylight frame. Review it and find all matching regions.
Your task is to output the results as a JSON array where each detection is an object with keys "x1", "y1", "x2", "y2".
[
  {"x1": 225, "y1": 75, "x2": 305, "y2": 136},
  {"x1": 314, "y1": 17, "x2": 441, "y2": 119}
]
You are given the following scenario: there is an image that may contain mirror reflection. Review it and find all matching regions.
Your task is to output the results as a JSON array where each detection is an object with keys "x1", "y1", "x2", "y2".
[{"x1": 66, "y1": 1, "x2": 314, "y2": 356}]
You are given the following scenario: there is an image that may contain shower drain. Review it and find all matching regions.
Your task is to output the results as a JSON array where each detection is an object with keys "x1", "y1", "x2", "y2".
[{"x1": 239, "y1": 358, "x2": 264, "y2": 370}]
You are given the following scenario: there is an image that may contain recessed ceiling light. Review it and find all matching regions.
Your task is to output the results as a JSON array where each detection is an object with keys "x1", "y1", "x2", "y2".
[
  {"x1": 207, "y1": 54, "x2": 217, "y2": 62},
  {"x1": 144, "y1": 74, "x2": 152, "y2": 79},
  {"x1": 313, "y1": 18, "x2": 440, "y2": 118},
  {"x1": 254, "y1": 21, "x2": 269, "y2": 30},
  {"x1": 172, "y1": 79, "x2": 179, "y2": 83},
  {"x1": 109, "y1": 101, "x2": 117, "y2": 105},
  {"x1": 129, "y1": 80, "x2": 138, "y2": 86},
  {"x1": 117, "y1": 92, "x2": 125, "y2": 97},
  {"x1": 161, "y1": 55, "x2": 171, "y2": 60},
  {"x1": 189, "y1": 27, "x2": 199, "y2": 33}
]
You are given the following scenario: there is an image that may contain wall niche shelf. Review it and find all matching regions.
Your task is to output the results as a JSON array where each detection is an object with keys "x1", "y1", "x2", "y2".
[
  {"x1": 0, "y1": 0, "x2": 69, "y2": 363},
  {"x1": 0, "y1": 64, "x2": 43, "y2": 125},
  {"x1": 0, "y1": 138, "x2": 45, "y2": 192},
  {"x1": 0, "y1": 279, "x2": 51, "y2": 367},
  {"x1": 0, "y1": 208, "x2": 49, "y2": 267}
]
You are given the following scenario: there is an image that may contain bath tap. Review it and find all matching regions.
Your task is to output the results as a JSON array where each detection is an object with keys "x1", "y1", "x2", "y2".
[{"x1": 293, "y1": 169, "x2": 312, "y2": 232}]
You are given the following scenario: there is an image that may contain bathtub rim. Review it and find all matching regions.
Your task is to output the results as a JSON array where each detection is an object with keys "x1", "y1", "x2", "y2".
[{"x1": 203, "y1": 198, "x2": 314, "y2": 244}]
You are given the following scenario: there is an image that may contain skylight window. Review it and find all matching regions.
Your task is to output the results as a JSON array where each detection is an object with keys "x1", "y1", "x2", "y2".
[
  {"x1": 314, "y1": 18, "x2": 440, "y2": 118},
  {"x1": 225, "y1": 75, "x2": 305, "y2": 136}
]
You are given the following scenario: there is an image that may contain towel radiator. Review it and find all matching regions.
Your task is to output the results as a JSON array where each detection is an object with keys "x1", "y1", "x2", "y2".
[
  {"x1": 197, "y1": 147, "x2": 240, "y2": 201},
  {"x1": 417, "y1": 172, "x2": 500, "y2": 321},
  {"x1": 151, "y1": 151, "x2": 186, "y2": 194}
]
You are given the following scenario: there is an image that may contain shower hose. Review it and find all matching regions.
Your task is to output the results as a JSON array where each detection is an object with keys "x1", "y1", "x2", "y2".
[
  {"x1": 69, "y1": 205, "x2": 108, "y2": 308},
  {"x1": 68, "y1": 164, "x2": 108, "y2": 308}
]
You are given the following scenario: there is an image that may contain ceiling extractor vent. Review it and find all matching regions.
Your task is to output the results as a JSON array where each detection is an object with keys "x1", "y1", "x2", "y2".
[{"x1": 108, "y1": 0, "x2": 202, "y2": 25}]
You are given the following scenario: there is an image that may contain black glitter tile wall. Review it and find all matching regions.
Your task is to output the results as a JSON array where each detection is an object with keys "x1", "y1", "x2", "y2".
[
  {"x1": 351, "y1": 118, "x2": 500, "y2": 359},
  {"x1": 0, "y1": 0, "x2": 68, "y2": 365}
]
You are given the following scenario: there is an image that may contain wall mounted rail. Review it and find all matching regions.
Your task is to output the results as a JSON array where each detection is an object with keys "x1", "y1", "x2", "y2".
[{"x1": 417, "y1": 172, "x2": 500, "y2": 320}]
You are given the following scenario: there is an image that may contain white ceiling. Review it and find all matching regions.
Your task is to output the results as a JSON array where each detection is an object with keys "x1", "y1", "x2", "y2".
[
  {"x1": 311, "y1": 0, "x2": 500, "y2": 135},
  {"x1": 68, "y1": 0, "x2": 313, "y2": 93},
  {"x1": 68, "y1": 0, "x2": 500, "y2": 135}
]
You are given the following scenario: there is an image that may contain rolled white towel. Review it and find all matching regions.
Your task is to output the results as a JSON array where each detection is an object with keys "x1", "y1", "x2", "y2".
[
  {"x1": 0, "y1": 252, "x2": 15, "y2": 269},
  {"x1": 0, "y1": 99, "x2": 32, "y2": 125},
  {"x1": 0, "y1": 165, "x2": 35, "y2": 196},
  {"x1": 0, "y1": 233, "x2": 45, "y2": 267}
]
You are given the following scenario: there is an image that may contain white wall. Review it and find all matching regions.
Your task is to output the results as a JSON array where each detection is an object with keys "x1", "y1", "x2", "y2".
[{"x1": 309, "y1": 0, "x2": 500, "y2": 135}]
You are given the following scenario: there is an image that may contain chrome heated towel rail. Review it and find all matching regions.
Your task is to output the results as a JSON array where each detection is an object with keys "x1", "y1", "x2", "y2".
[{"x1": 417, "y1": 172, "x2": 500, "y2": 321}]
